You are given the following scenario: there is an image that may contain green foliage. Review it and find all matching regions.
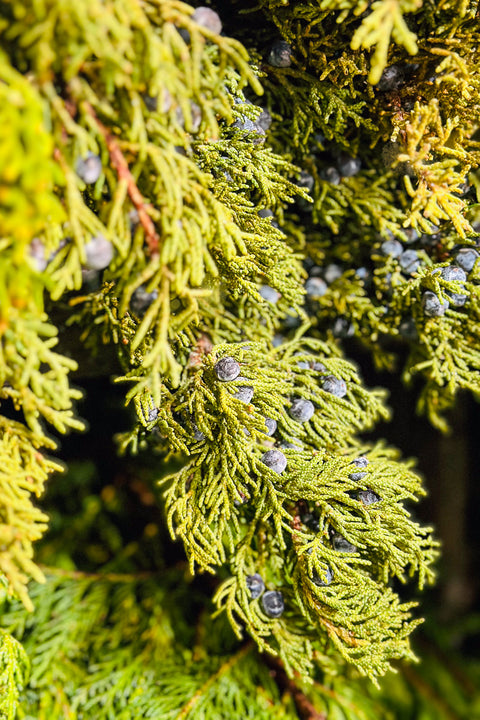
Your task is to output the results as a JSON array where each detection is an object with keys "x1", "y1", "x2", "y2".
[{"x1": 2, "y1": 0, "x2": 480, "y2": 716}]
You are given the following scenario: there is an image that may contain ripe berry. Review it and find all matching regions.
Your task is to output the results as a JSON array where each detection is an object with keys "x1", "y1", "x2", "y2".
[
  {"x1": 261, "y1": 449, "x2": 287, "y2": 474},
  {"x1": 324, "y1": 263, "x2": 343, "y2": 283},
  {"x1": 320, "y1": 166, "x2": 341, "y2": 185},
  {"x1": 331, "y1": 533, "x2": 357, "y2": 553},
  {"x1": 311, "y1": 565, "x2": 333, "y2": 587},
  {"x1": 440, "y1": 265, "x2": 467, "y2": 283},
  {"x1": 305, "y1": 277, "x2": 327, "y2": 297},
  {"x1": 332, "y1": 317, "x2": 354, "y2": 338},
  {"x1": 280, "y1": 439, "x2": 303, "y2": 451},
  {"x1": 147, "y1": 407, "x2": 158, "y2": 422},
  {"x1": 264, "y1": 417, "x2": 277, "y2": 436},
  {"x1": 76, "y1": 152, "x2": 102, "y2": 184},
  {"x1": 376, "y1": 64, "x2": 403, "y2": 92},
  {"x1": 192, "y1": 6, "x2": 222, "y2": 34},
  {"x1": 349, "y1": 456, "x2": 368, "y2": 481},
  {"x1": 131, "y1": 285, "x2": 158, "y2": 315},
  {"x1": 358, "y1": 489, "x2": 381, "y2": 505},
  {"x1": 422, "y1": 291, "x2": 449, "y2": 317},
  {"x1": 259, "y1": 285, "x2": 281, "y2": 303},
  {"x1": 256, "y1": 108, "x2": 272, "y2": 131},
  {"x1": 193, "y1": 426, "x2": 205, "y2": 441},
  {"x1": 246, "y1": 573, "x2": 265, "y2": 599},
  {"x1": 454, "y1": 247, "x2": 479, "y2": 273},
  {"x1": 233, "y1": 384, "x2": 254, "y2": 403},
  {"x1": 447, "y1": 291, "x2": 467, "y2": 307},
  {"x1": 267, "y1": 40, "x2": 293, "y2": 68},
  {"x1": 289, "y1": 398, "x2": 315, "y2": 423},
  {"x1": 84, "y1": 235, "x2": 114, "y2": 270},
  {"x1": 336, "y1": 153, "x2": 361, "y2": 177},
  {"x1": 322, "y1": 375, "x2": 347, "y2": 397},
  {"x1": 399, "y1": 249, "x2": 421, "y2": 275},
  {"x1": 380, "y1": 239, "x2": 403, "y2": 258},
  {"x1": 214, "y1": 356, "x2": 241, "y2": 381},
  {"x1": 261, "y1": 590, "x2": 285, "y2": 618}
]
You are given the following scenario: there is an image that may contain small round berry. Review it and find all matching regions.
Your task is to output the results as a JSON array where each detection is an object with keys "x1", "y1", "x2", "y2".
[
  {"x1": 147, "y1": 407, "x2": 159, "y2": 422},
  {"x1": 422, "y1": 291, "x2": 449, "y2": 317},
  {"x1": 311, "y1": 565, "x2": 333, "y2": 587},
  {"x1": 296, "y1": 170, "x2": 315, "y2": 193},
  {"x1": 28, "y1": 237, "x2": 48, "y2": 272},
  {"x1": 447, "y1": 291, "x2": 467, "y2": 308},
  {"x1": 305, "y1": 277, "x2": 328, "y2": 297},
  {"x1": 440, "y1": 265, "x2": 467, "y2": 283},
  {"x1": 355, "y1": 267, "x2": 371, "y2": 283},
  {"x1": 261, "y1": 449, "x2": 287, "y2": 474},
  {"x1": 267, "y1": 40, "x2": 293, "y2": 68},
  {"x1": 376, "y1": 64, "x2": 403, "y2": 92},
  {"x1": 279, "y1": 439, "x2": 303, "y2": 452},
  {"x1": 324, "y1": 264, "x2": 343, "y2": 284},
  {"x1": 256, "y1": 108, "x2": 272, "y2": 131},
  {"x1": 380, "y1": 239, "x2": 403, "y2": 258},
  {"x1": 233, "y1": 384, "x2": 254, "y2": 403},
  {"x1": 404, "y1": 228, "x2": 420, "y2": 244},
  {"x1": 320, "y1": 166, "x2": 341, "y2": 185},
  {"x1": 259, "y1": 285, "x2": 281, "y2": 303},
  {"x1": 131, "y1": 285, "x2": 158, "y2": 315},
  {"x1": 322, "y1": 375, "x2": 347, "y2": 398},
  {"x1": 264, "y1": 417, "x2": 277, "y2": 436},
  {"x1": 349, "y1": 456, "x2": 368, "y2": 481},
  {"x1": 399, "y1": 249, "x2": 421, "y2": 275},
  {"x1": 272, "y1": 334, "x2": 285, "y2": 347},
  {"x1": 258, "y1": 208, "x2": 274, "y2": 219},
  {"x1": 84, "y1": 235, "x2": 114, "y2": 270},
  {"x1": 312, "y1": 361, "x2": 326, "y2": 372},
  {"x1": 289, "y1": 398, "x2": 315, "y2": 423},
  {"x1": 331, "y1": 533, "x2": 357, "y2": 553},
  {"x1": 191, "y1": 6, "x2": 222, "y2": 34},
  {"x1": 76, "y1": 152, "x2": 102, "y2": 184},
  {"x1": 261, "y1": 590, "x2": 285, "y2": 618},
  {"x1": 214, "y1": 356, "x2": 241, "y2": 381},
  {"x1": 336, "y1": 153, "x2": 361, "y2": 177},
  {"x1": 399, "y1": 318, "x2": 418, "y2": 340},
  {"x1": 332, "y1": 317, "x2": 354, "y2": 338},
  {"x1": 246, "y1": 573, "x2": 265, "y2": 599},
  {"x1": 454, "y1": 248, "x2": 479, "y2": 273},
  {"x1": 193, "y1": 426, "x2": 205, "y2": 442},
  {"x1": 358, "y1": 489, "x2": 381, "y2": 505}
]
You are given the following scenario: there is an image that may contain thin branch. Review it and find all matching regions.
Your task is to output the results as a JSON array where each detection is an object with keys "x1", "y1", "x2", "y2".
[
  {"x1": 265, "y1": 654, "x2": 327, "y2": 720},
  {"x1": 83, "y1": 103, "x2": 161, "y2": 257}
]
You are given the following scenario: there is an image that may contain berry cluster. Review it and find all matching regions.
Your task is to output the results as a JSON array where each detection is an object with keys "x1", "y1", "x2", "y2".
[{"x1": 246, "y1": 573, "x2": 285, "y2": 618}]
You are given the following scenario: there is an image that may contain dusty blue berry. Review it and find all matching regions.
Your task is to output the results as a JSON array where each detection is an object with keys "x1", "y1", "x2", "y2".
[
  {"x1": 311, "y1": 565, "x2": 333, "y2": 587},
  {"x1": 261, "y1": 449, "x2": 287, "y2": 474},
  {"x1": 257, "y1": 108, "x2": 272, "y2": 131},
  {"x1": 447, "y1": 291, "x2": 467, "y2": 307},
  {"x1": 84, "y1": 235, "x2": 114, "y2": 270},
  {"x1": 321, "y1": 166, "x2": 341, "y2": 185},
  {"x1": 455, "y1": 247, "x2": 479, "y2": 273},
  {"x1": 349, "y1": 456, "x2": 368, "y2": 481},
  {"x1": 131, "y1": 285, "x2": 158, "y2": 315},
  {"x1": 267, "y1": 40, "x2": 292, "y2": 68},
  {"x1": 332, "y1": 317, "x2": 354, "y2": 338},
  {"x1": 399, "y1": 249, "x2": 421, "y2": 275},
  {"x1": 380, "y1": 239, "x2": 403, "y2": 258},
  {"x1": 440, "y1": 265, "x2": 467, "y2": 283},
  {"x1": 358, "y1": 489, "x2": 381, "y2": 505},
  {"x1": 280, "y1": 439, "x2": 303, "y2": 451},
  {"x1": 324, "y1": 263, "x2": 343, "y2": 284},
  {"x1": 399, "y1": 318, "x2": 418, "y2": 340},
  {"x1": 76, "y1": 152, "x2": 102, "y2": 184},
  {"x1": 422, "y1": 291, "x2": 449, "y2": 317},
  {"x1": 261, "y1": 590, "x2": 285, "y2": 618},
  {"x1": 246, "y1": 573, "x2": 265, "y2": 599},
  {"x1": 147, "y1": 407, "x2": 158, "y2": 422},
  {"x1": 192, "y1": 6, "x2": 222, "y2": 33},
  {"x1": 336, "y1": 153, "x2": 361, "y2": 177},
  {"x1": 289, "y1": 398, "x2": 315, "y2": 423},
  {"x1": 233, "y1": 384, "x2": 254, "y2": 403},
  {"x1": 305, "y1": 277, "x2": 327, "y2": 297},
  {"x1": 331, "y1": 533, "x2": 357, "y2": 553},
  {"x1": 193, "y1": 425, "x2": 205, "y2": 441},
  {"x1": 259, "y1": 285, "x2": 280, "y2": 303},
  {"x1": 264, "y1": 417, "x2": 277, "y2": 436},
  {"x1": 322, "y1": 375, "x2": 347, "y2": 398},
  {"x1": 214, "y1": 356, "x2": 241, "y2": 381}
]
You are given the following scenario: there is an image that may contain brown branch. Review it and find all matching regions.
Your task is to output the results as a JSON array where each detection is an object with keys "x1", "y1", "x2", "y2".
[
  {"x1": 84, "y1": 103, "x2": 160, "y2": 257},
  {"x1": 265, "y1": 655, "x2": 327, "y2": 720}
]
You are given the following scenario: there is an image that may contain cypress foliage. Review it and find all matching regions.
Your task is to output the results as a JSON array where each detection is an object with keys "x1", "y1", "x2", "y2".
[{"x1": 0, "y1": 0, "x2": 478, "y2": 717}]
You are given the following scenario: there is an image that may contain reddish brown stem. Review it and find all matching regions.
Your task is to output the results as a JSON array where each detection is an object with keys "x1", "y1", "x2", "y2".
[
  {"x1": 265, "y1": 655, "x2": 327, "y2": 720},
  {"x1": 85, "y1": 104, "x2": 160, "y2": 257}
]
